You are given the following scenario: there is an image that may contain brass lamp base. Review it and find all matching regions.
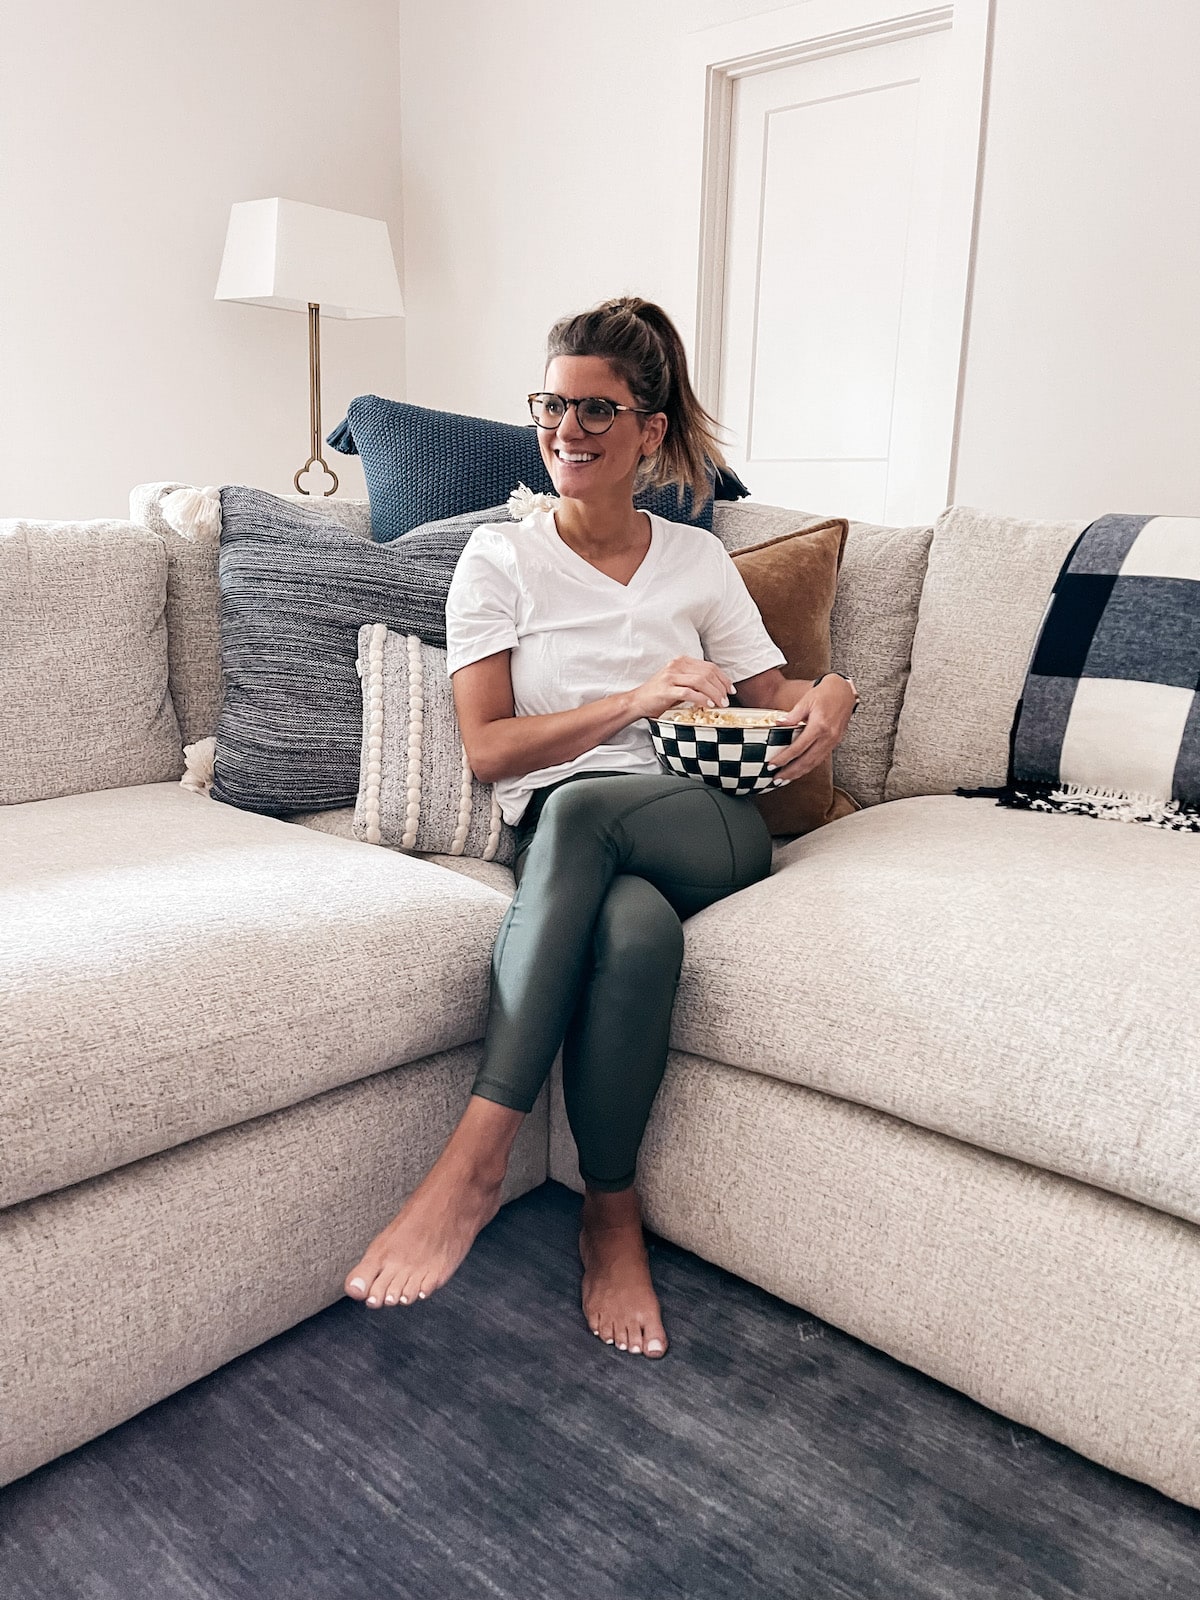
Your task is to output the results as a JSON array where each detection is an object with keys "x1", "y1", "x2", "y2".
[{"x1": 294, "y1": 301, "x2": 339, "y2": 496}]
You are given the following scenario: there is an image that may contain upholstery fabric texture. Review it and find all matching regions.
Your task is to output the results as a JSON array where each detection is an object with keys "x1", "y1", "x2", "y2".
[
  {"x1": 212, "y1": 485, "x2": 494, "y2": 815},
  {"x1": 326, "y1": 394, "x2": 722, "y2": 539},
  {"x1": 129, "y1": 482, "x2": 227, "y2": 751},
  {"x1": 886, "y1": 505, "x2": 1088, "y2": 800},
  {"x1": 289, "y1": 804, "x2": 517, "y2": 893},
  {"x1": 730, "y1": 518, "x2": 858, "y2": 835},
  {"x1": 714, "y1": 502, "x2": 934, "y2": 807},
  {"x1": 0, "y1": 782, "x2": 511, "y2": 1211},
  {"x1": 353, "y1": 625, "x2": 517, "y2": 865},
  {"x1": 0, "y1": 517, "x2": 183, "y2": 804},
  {"x1": 547, "y1": 1053, "x2": 1200, "y2": 1509},
  {"x1": 669, "y1": 793, "x2": 1200, "y2": 1226},
  {"x1": 128, "y1": 485, "x2": 502, "y2": 753},
  {"x1": 0, "y1": 1049, "x2": 549, "y2": 1489}
]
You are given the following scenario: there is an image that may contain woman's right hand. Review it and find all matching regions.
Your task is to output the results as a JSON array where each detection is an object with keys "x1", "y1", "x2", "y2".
[{"x1": 629, "y1": 657, "x2": 735, "y2": 721}]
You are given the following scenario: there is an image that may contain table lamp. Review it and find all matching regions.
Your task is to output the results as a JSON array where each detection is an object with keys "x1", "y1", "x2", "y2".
[{"x1": 214, "y1": 197, "x2": 404, "y2": 494}]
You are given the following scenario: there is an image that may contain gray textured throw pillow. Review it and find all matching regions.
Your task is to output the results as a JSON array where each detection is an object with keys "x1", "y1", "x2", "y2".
[
  {"x1": 212, "y1": 486, "x2": 507, "y2": 815},
  {"x1": 354, "y1": 623, "x2": 516, "y2": 865}
]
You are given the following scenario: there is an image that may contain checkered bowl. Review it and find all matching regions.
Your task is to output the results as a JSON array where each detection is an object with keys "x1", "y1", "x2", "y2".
[{"x1": 646, "y1": 705, "x2": 798, "y2": 796}]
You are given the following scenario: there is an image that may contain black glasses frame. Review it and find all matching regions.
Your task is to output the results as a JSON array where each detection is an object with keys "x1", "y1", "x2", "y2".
[{"x1": 527, "y1": 392, "x2": 656, "y2": 436}]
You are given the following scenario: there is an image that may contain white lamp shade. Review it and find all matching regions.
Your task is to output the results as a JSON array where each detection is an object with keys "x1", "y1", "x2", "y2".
[{"x1": 214, "y1": 197, "x2": 404, "y2": 319}]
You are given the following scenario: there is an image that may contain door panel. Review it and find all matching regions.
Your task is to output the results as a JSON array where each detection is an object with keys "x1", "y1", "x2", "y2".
[{"x1": 718, "y1": 29, "x2": 952, "y2": 522}]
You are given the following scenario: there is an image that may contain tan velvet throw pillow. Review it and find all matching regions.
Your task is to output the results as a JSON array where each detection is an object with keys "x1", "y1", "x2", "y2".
[{"x1": 731, "y1": 517, "x2": 860, "y2": 836}]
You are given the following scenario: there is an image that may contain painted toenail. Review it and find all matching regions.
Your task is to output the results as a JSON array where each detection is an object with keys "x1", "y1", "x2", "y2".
[
  {"x1": 399, "y1": 1295, "x2": 408, "y2": 1304},
  {"x1": 350, "y1": 1279, "x2": 365, "y2": 1291},
  {"x1": 618, "y1": 1343, "x2": 627, "y2": 1350},
  {"x1": 631, "y1": 1345, "x2": 642, "y2": 1353},
  {"x1": 367, "y1": 1296, "x2": 378, "y2": 1306},
  {"x1": 605, "y1": 1338, "x2": 614, "y2": 1345},
  {"x1": 418, "y1": 1291, "x2": 426, "y2": 1299},
  {"x1": 647, "y1": 1339, "x2": 664, "y2": 1352},
  {"x1": 384, "y1": 1293, "x2": 396, "y2": 1304}
]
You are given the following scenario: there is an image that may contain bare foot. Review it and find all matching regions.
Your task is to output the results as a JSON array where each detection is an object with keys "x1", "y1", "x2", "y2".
[
  {"x1": 579, "y1": 1186, "x2": 668, "y2": 1358},
  {"x1": 344, "y1": 1097, "x2": 523, "y2": 1308}
]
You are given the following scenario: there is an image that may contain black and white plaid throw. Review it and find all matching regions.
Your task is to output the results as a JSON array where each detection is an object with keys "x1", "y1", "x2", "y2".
[{"x1": 958, "y1": 512, "x2": 1200, "y2": 830}]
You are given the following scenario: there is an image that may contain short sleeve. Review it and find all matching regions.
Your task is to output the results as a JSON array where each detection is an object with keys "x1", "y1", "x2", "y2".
[
  {"x1": 699, "y1": 549, "x2": 787, "y2": 683},
  {"x1": 444, "y1": 526, "x2": 522, "y2": 676}
]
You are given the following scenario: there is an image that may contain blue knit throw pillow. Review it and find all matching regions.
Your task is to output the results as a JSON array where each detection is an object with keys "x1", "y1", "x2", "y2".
[
  {"x1": 211, "y1": 486, "x2": 507, "y2": 816},
  {"x1": 327, "y1": 394, "x2": 742, "y2": 542}
]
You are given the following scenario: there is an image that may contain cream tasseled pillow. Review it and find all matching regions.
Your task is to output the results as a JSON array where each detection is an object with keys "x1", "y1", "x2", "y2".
[{"x1": 354, "y1": 623, "x2": 516, "y2": 865}]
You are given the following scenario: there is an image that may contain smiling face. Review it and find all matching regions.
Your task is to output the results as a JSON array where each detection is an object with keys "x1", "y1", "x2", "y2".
[{"x1": 537, "y1": 355, "x2": 667, "y2": 504}]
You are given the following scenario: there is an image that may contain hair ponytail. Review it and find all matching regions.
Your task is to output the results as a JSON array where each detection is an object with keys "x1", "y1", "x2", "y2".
[{"x1": 545, "y1": 296, "x2": 727, "y2": 509}]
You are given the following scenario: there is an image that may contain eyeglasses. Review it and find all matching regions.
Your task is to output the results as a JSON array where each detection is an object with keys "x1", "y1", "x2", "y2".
[{"x1": 527, "y1": 392, "x2": 655, "y2": 436}]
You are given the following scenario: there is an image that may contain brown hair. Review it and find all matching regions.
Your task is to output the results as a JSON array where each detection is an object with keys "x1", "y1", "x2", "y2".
[{"x1": 545, "y1": 295, "x2": 727, "y2": 509}]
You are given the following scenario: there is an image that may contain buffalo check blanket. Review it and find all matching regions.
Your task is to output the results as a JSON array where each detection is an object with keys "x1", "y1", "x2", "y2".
[{"x1": 958, "y1": 512, "x2": 1200, "y2": 830}]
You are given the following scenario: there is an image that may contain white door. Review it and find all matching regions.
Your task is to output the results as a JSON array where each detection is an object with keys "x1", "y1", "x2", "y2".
[{"x1": 716, "y1": 27, "x2": 961, "y2": 524}]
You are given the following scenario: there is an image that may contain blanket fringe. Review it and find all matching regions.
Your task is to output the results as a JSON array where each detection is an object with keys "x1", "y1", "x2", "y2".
[{"x1": 957, "y1": 780, "x2": 1200, "y2": 831}]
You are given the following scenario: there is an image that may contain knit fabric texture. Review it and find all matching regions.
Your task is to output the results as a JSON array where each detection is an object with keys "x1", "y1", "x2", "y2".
[
  {"x1": 211, "y1": 487, "x2": 505, "y2": 816},
  {"x1": 327, "y1": 394, "x2": 727, "y2": 541}
]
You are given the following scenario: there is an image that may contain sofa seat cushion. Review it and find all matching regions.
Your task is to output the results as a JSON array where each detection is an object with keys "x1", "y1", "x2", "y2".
[
  {"x1": 288, "y1": 805, "x2": 804, "y2": 895},
  {"x1": 287, "y1": 806, "x2": 519, "y2": 895},
  {"x1": 0, "y1": 783, "x2": 510, "y2": 1210},
  {"x1": 671, "y1": 795, "x2": 1200, "y2": 1226}
]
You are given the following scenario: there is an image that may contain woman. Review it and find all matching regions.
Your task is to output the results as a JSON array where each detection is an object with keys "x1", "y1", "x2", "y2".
[{"x1": 345, "y1": 296, "x2": 859, "y2": 1358}]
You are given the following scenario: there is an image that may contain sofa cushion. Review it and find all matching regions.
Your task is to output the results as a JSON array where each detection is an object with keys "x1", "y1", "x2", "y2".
[
  {"x1": 729, "y1": 519, "x2": 856, "y2": 836},
  {"x1": 288, "y1": 804, "x2": 520, "y2": 895},
  {"x1": 0, "y1": 518, "x2": 184, "y2": 805},
  {"x1": 353, "y1": 626, "x2": 517, "y2": 864},
  {"x1": 885, "y1": 506, "x2": 1088, "y2": 800},
  {"x1": 714, "y1": 502, "x2": 934, "y2": 808},
  {"x1": 129, "y1": 483, "x2": 377, "y2": 751},
  {"x1": 671, "y1": 794, "x2": 1200, "y2": 1227},
  {"x1": 0, "y1": 782, "x2": 510, "y2": 1211},
  {"x1": 213, "y1": 485, "x2": 486, "y2": 816}
]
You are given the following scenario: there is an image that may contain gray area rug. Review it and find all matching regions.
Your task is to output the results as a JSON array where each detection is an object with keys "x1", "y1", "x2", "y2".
[{"x1": 1, "y1": 1181, "x2": 1195, "y2": 1600}]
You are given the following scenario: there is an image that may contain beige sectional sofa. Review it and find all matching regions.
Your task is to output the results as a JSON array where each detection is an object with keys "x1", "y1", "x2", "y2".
[{"x1": 2, "y1": 487, "x2": 1197, "y2": 1509}]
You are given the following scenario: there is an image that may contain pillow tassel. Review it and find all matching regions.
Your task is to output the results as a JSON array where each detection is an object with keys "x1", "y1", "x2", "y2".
[
  {"x1": 160, "y1": 485, "x2": 221, "y2": 541},
  {"x1": 180, "y1": 736, "x2": 217, "y2": 796},
  {"x1": 325, "y1": 416, "x2": 358, "y2": 455}
]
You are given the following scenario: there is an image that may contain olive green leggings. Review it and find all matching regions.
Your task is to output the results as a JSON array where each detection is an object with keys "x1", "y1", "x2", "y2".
[{"x1": 470, "y1": 769, "x2": 774, "y2": 1191}]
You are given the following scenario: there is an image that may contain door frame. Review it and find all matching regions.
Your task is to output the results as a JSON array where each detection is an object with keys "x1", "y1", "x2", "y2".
[{"x1": 684, "y1": 0, "x2": 993, "y2": 519}]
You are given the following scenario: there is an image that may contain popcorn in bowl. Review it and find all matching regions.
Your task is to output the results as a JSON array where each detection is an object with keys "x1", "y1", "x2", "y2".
[{"x1": 647, "y1": 703, "x2": 801, "y2": 794}]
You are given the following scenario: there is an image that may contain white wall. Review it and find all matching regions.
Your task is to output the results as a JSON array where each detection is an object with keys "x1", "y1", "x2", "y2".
[
  {"x1": 952, "y1": 0, "x2": 1200, "y2": 517},
  {"x1": 398, "y1": 0, "x2": 1200, "y2": 522},
  {"x1": 1, "y1": 0, "x2": 405, "y2": 520}
]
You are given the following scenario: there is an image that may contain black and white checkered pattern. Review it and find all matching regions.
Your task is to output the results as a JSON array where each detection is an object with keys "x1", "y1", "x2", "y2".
[
  {"x1": 648, "y1": 719, "x2": 794, "y2": 796},
  {"x1": 960, "y1": 513, "x2": 1200, "y2": 830}
]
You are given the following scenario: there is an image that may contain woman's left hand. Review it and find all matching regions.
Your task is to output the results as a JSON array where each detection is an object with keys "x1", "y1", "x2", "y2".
[{"x1": 765, "y1": 677, "x2": 857, "y2": 784}]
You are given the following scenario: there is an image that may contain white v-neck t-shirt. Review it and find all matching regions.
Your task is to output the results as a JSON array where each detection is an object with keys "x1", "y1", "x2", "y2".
[{"x1": 444, "y1": 508, "x2": 786, "y2": 825}]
